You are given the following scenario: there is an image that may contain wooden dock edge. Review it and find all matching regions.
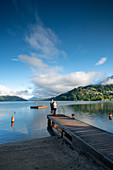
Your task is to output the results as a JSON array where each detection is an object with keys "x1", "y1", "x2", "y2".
[
  {"x1": 47, "y1": 115, "x2": 113, "y2": 169},
  {"x1": 30, "y1": 106, "x2": 48, "y2": 109}
]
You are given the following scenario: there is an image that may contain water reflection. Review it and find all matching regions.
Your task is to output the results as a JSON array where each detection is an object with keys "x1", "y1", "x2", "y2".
[
  {"x1": 68, "y1": 102, "x2": 113, "y2": 114},
  {"x1": 63, "y1": 102, "x2": 113, "y2": 134},
  {"x1": 58, "y1": 106, "x2": 66, "y2": 114},
  {"x1": 0, "y1": 101, "x2": 51, "y2": 144},
  {"x1": 11, "y1": 121, "x2": 14, "y2": 127}
]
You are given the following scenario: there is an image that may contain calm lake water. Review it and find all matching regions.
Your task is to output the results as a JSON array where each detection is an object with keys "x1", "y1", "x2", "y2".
[{"x1": 0, "y1": 101, "x2": 113, "y2": 144}]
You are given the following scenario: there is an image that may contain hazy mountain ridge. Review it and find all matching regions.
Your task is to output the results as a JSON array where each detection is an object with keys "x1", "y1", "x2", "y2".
[
  {"x1": 29, "y1": 97, "x2": 38, "y2": 101},
  {"x1": 0, "y1": 96, "x2": 27, "y2": 101}
]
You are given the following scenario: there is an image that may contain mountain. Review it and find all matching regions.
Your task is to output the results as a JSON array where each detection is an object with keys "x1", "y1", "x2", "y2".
[
  {"x1": 0, "y1": 96, "x2": 27, "y2": 102},
  {"x1": 29, "y1": 97, "x2": 39, "y2": 101},
  {"x1": 52, "y1": 84, "x2": 113, "y2": 101},
  {"x1": 29, "y1": 96, "x2": 50, "y2": 101}
]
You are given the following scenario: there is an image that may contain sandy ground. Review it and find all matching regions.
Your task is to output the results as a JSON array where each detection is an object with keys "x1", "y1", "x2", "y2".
[{"x1": 0, "y1": 136, "x2": 104, "y2": 170}]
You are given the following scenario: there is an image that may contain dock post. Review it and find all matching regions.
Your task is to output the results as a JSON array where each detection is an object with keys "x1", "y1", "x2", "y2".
[
  {"x1": 61, "y1": 130, "x2": 64, "y2": 138},
  {"x1": 48, "y1": 118, "x2": 52, "y2": 129}
]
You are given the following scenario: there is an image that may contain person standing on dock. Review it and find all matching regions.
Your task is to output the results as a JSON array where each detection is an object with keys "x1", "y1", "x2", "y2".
[
  {"x1": 53, "y1": 101, "x2": 57, "y2": 115},
  {"x1": 50, "y1": 99, "x2": 54, "y2": 114}
]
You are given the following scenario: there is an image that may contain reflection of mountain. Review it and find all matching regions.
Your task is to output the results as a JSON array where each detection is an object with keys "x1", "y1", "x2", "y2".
[
  {"x1": 65, "y1": 102, "x2": 113, "y2": 134},
  {"x1": 69, "y1": 102, "x2": 113, "y2": 114}
]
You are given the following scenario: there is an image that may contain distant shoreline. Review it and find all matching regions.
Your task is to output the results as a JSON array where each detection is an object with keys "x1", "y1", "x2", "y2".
[{"x1": 0, "y1": 95, "x2": 27, "y2": 102}]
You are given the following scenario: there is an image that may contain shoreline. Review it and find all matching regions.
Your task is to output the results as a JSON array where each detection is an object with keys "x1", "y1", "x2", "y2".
[{"x1": 0, "y1": 136, "x2": 103, "y2": 170}]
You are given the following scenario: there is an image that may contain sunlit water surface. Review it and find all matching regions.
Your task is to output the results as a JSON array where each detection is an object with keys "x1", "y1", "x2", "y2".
[{"x1": 0, "y1": 101, "x2": 113, "y2": 144}]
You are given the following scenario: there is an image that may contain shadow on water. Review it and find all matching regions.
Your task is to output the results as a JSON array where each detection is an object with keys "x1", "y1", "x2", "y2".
[{"x1": 47, "y1": 127, "x2": 56, "y2": 136}]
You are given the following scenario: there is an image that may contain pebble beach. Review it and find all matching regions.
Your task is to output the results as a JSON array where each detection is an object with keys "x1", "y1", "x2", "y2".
[{"x1": 0, "y1": 136, "x2": 103, "y2": 170}]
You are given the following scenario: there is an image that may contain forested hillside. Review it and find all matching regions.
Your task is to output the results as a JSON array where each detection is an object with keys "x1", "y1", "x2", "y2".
[
  {"x1": 0, "y1": 96, "x2": 27, "y2": 101},
  {"x1": 54, "y1": 85, "x2": 113, "y2": 101}
]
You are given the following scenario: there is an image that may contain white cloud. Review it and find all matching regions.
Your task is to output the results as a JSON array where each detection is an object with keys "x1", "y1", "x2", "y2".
[
  {"x1": 25, "y1": 23, "x2": 66, "y2": 60},
  {"x1": 18, "y1": 55, "x2": 50, "y2": 72},
  {"x1": 96, "y1": 57, "x2": 107, "y2": 65},
  {"x1": 0, "y1": 85, "x2": 33, "y2": 99},
  {"x1": 18, "y1": 55, "x2": 63, "y2": 73},
  {"x1": 32, "y1": 71, "x2": 97, "y2": 98},
  {"x1": 16, "y1": 89, "x2": 33, "y2": 99},
  {"x1": 12, "y1": 58, "x2": 19, "y2": 61},
  {"x1": 18, "y1": 54, "x2": 98, "y2": 98},
  {"x1": 0, "y1": 85, "x2": 14, "y2": 96},
  {"x1": 102, "y1": 78, "x2": 113, "y2": 85}
]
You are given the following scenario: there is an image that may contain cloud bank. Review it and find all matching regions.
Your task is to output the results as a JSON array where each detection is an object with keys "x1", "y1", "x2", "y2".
[
  {"x1": 102, "y1": 78, "x2": 113, "y2": 85},
  {"x1": 32, "y1": 72, "x2": 97, "y2": 98},
  {"x1": 0, "y1": 85, "x2": 33, "y2": 99}
]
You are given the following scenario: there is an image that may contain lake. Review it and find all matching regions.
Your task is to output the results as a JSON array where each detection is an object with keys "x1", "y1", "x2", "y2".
[{"x1": 0, "y1": 101, "x2": 113, "y2": 144}]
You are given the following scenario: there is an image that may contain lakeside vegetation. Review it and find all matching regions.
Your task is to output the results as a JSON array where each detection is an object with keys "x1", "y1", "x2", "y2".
[
  {"x1": 53, "y1": 84, "x2": 113, "y2": 101},
  {"x1": 0, "y1": 96, "x2": 27, "y2": 101}
]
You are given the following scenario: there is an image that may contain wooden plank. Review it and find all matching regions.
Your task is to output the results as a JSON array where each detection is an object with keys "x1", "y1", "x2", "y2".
[
  {"x1": 93, "y1": 143, "x2": 113, "y2": 148},
  {"x1": 95, "y1": 147, "x2": 113, "y2": 152},
  {"x1": 91, "y1": 141, "x2": 113, "y2": 147},
  {"x1": 82, "y1": 136, "x2": 113, "y2": 144},
  {"x1": 78, "y1": 132, "x2": 107, "y2": 137},
  {"x1": 70, "y1": 129, "x2": 98, "y2": 133},
  {"x1": 70, "y1": 128, "x2": 104, "y2": 133}
]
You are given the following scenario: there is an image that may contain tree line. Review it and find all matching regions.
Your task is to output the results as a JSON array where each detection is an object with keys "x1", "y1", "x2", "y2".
[{"x1": 54, "y1": 84, "x2": 113, "y2": 101}]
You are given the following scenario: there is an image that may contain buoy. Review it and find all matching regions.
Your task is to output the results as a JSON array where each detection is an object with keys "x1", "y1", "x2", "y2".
[
  {"x1": 72, "y1": 114, "x2": 75, "y2": 119},
  {"x1": 11, "y1": 116, "x2": 15, "y2": 122},
  {"x1": 109, "y1": 113, "x2": 112, "y2": 120}
]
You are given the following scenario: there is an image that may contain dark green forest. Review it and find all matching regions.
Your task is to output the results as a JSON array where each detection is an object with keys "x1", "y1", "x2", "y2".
[{"x1": 53, "y1": 84, "x2": 113, "y2": 101}]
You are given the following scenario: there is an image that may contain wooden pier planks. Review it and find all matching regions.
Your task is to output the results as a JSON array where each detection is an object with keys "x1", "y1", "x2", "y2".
[{"x1": 47, "y1": 114, "x2": 113, "y2": 169}]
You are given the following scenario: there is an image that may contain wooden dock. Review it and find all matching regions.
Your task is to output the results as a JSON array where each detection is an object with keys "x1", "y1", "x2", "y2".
[
  {"x1": 30, "y1": 106, "x2": 48, "y2": 109},
  {"x1": 47, "y1": 114, "x2": 113, "y2": 169}
]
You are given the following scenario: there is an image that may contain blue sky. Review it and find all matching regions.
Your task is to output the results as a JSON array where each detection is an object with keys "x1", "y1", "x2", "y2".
[{"x1": 0, "y1": 0, "x2": 113, "y2": 99}]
